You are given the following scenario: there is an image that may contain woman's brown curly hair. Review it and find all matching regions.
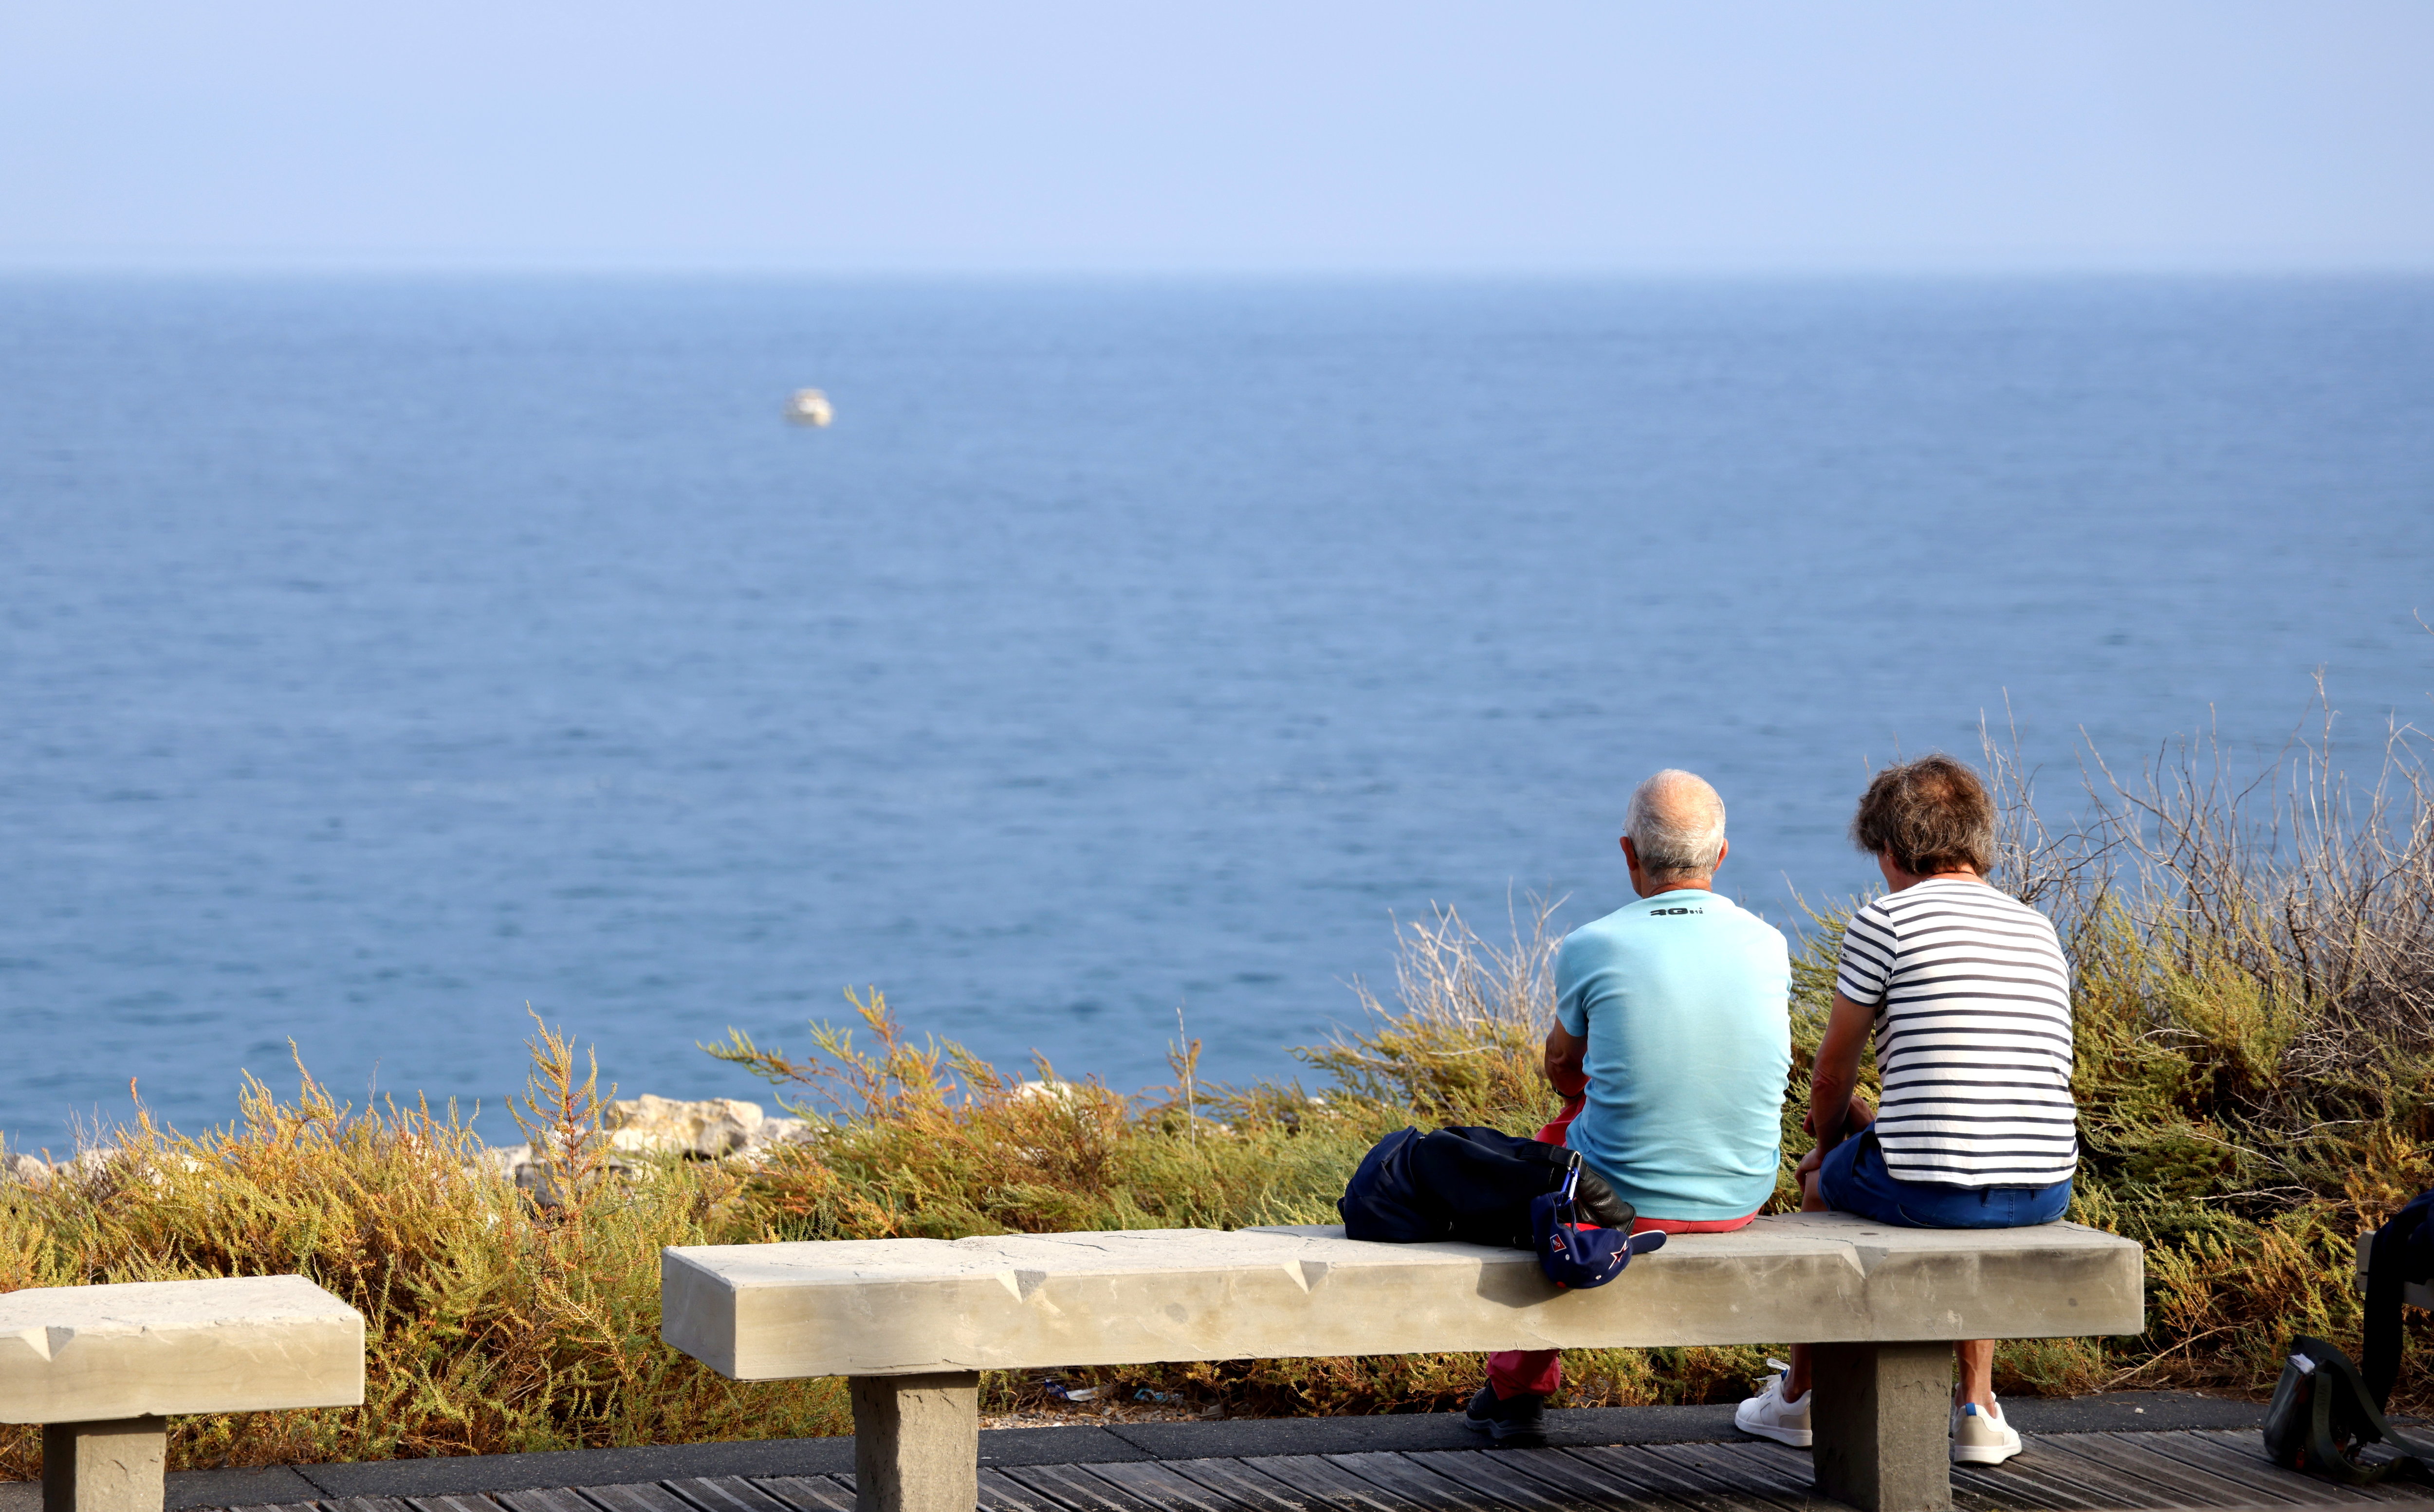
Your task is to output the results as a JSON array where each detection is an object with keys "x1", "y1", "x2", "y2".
[{"x1": 1850, "y1": 753, "x2": 1994, "y2": 875}]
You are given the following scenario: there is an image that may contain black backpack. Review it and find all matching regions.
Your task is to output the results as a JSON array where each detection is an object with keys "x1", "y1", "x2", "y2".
[
  {"x1": 2363, "y1": 1186, "x2": 2434, "y2": 1408},
  {"x1": 1338, "y1": 1124, "x2": 1634, "y2": 1250},
  {"x1": 2263, "y1": 1336, "x2": 2434, "y2": 1485}
]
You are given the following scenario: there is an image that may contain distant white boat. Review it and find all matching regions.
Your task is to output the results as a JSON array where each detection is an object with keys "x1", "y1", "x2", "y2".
[{"x1": 785, "y1": 388, "x2": 834, "y2": 427}]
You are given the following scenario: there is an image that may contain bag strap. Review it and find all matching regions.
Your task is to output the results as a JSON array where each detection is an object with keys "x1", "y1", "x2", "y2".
[
  {"x1": 1555, "y1": 1150, "x2": 1583, "y2": 1223},
  {"x1": 2366, "y1": 1219, "x2": 2412, "y2": 1410}
]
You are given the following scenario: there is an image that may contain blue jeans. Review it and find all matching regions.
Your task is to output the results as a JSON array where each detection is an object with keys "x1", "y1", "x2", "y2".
[{"x1": 1817, "y1": 1130, "x2": 2072, "y2": 1229}]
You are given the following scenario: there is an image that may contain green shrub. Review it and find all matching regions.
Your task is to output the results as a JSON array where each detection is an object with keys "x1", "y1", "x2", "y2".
[{"x1": 9, "y1": 696, "x2": 2434, "y2": 1474}]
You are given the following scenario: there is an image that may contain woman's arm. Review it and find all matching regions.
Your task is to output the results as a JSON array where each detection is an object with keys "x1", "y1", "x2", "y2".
[
  {"x1": 1807, "y1": 990, "x2": 1875, "y2": 1151},
  {"x1": 1794, "y1": 991, "x2": 1878, "y2": 1206}
]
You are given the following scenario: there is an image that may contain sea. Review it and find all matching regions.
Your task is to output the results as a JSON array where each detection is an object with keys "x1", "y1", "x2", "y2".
[{"x1": 3, "y1": 277, "x2": 2431, "y2": 1153}]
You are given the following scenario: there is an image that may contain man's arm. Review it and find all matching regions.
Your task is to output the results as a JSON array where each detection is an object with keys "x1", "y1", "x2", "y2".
[{"x1": 1544, "y1": 1021, "x2": 1588, "y2": 1098}]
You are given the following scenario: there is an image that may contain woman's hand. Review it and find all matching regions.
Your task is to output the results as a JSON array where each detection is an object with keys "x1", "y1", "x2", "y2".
[
  {"x1": 1793, "y1": 1143, "x2": 1830, "y2": 1212},
  {"x1": 1802, "y1": 1093, "x2": 1873, "y2": 1136},
  {"x1": 1795, "y1": 1082, "x2": 1871, "y2": 1214}
]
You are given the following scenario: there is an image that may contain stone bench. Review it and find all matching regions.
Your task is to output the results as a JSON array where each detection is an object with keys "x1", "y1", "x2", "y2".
[
  {"x1": 660, "y1": 1213, "x2": 2142, "y2": 1512},
  {"x1": 1, "y1": 1275, "x2": 364, "y2": 1512}
]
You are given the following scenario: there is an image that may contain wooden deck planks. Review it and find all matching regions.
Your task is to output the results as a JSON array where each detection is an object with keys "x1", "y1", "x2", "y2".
[
  {"x1": 1324, "y1": 1454, "x2": 1532, "y2": 1512},
  {"x1": 518, "y1": 1491, "x2": 607, "y2": 1512},
  {"x1": 324, "y1": 1497, "x2": 417, "y2": 1512},
  {"x1": 2037, "y1": 1430, "x2": 2301, "y2": 1507},
  {"x1": 1628, "y1": 1442, "x2": 1846, "y2": 1512},
  {"x1": 1980, "y1": 1446, "x2": 2200, "y2": 1512},
  {"x1": 1238, "y1": 1453, "x2": 1441, "y2": 1512},
  {"x1": 1726, "y1": 1442, "x2": 2044, "y2": 1512},
  {"x1": 996, "y1": 1462, "x2": 1173, "y2": 1512},
  {"x1": 669, "y1": 1477, "x2": 799, "y2": 1512},
  {"x1": 751, "y1": 1475, "x2": 860, "y2": 1512},
  {"x1": 406, "y1": 1494, "x2": 501, "y2": 1512},
  {"x1": 977, "y1": 1467, "x2": 1076, "y2": 1512},
  {"x1": 1564, "y1": 1441, "x2": 1822, "y2": 1512},
  {"x1": 493, "y1": 1491, "x2": 595, "y2": 1512},
  {"x1": 174, "y1": 1424, "x2": 2434, "y2": 1512},
  {"x1": 2134, "y1": 1432, "x2": 2408, "y2": 1505},
  {"x1": 578, "y1": 1485, "x2": 700, "y2": 1512},
  {"x1": 1158, "y1": 1457, "x2": 1342, "y2": 1512},
  {"x1": 1638, "y1": 1443, "x2": 1851, "y2": 1512},
  {"x1": 1078, "y1": 1459, "x2": 1274, "y2": 1512},
  {"x1": 1413, "y1": 1449, "x2": 1663, "y2": 1512}
]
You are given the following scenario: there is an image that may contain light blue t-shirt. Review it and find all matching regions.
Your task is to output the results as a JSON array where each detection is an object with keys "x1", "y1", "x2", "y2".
[{"x1": 1556, "y1": 890, "x2": 1792, "y2": 1221}]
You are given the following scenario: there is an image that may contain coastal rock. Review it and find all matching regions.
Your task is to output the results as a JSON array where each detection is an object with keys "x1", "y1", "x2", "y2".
[
  {"x1": 744, "y1": 1116, "x2": 814, "y2": 1156},
  {"x1": 603, "y1": 1094, "x2": 764, "y2": 1159},
  {"x1": 477, "y1": 1144, "x2": 533, "y2": 1181},
  {"x1": 466, "y1": 1098, "x2": 812, "y2": 1188},
  {"x1": 471, "y1": 1138, "x2": 641, "y2": 1206},
  {"x1": 5, "y1": 1152, "x2": 51, "y2": 1186}
]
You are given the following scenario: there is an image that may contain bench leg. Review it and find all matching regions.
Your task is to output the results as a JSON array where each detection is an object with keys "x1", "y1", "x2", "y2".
[
  {"x1": 849, "y1": 1372, "x2": 980, "y2": 1512},
  {"x1": 1809, "y1": 1342, "x2": 1951, "y2": 1512},
  {"x1": 42, "y1": 1417, "x2": 168, "y2": 1512}
]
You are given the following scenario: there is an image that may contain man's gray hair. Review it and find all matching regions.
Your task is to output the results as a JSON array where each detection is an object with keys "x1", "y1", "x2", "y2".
[{"x1": 1625, "y1": 769, "x2": 1728, "y2": 880}]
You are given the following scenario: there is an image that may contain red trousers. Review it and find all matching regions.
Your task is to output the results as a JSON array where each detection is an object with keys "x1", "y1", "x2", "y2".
[{"x1": 1486, "y1": 1097, "x2": 1759, "y2": 1400}]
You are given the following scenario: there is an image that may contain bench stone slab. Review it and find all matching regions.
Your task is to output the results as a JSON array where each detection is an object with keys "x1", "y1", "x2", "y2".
[
  {"x1": 0, "y1": 1275, "x2": 364, "y2": 1425},
  {"x1": 662, "y1": 1212, "x2": 2141, "y2": 1380}
]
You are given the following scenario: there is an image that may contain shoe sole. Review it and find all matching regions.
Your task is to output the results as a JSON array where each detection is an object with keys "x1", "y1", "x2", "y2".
[
  {"x1": 1953, "y1": 1436, "x2": 2023, "y2": 1465},
  {"x1": 1735, "y1": 1418, "x2": 1813, "y2": 1448}
]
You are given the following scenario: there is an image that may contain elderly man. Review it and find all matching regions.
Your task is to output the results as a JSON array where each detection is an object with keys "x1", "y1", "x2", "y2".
[{"x1": 1465, "y1": 769, "x2": 1792, "y2": 1446}]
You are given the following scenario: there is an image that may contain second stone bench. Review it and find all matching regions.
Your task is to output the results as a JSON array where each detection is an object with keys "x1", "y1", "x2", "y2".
[{"x1": 0, "y1": 1274, "x2": 364, "y2": 1512}]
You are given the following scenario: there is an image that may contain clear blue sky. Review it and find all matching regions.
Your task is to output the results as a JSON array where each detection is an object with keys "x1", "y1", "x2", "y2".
[{"x1": 4, "y1": 0, "x2": 2430, "y2": 273}]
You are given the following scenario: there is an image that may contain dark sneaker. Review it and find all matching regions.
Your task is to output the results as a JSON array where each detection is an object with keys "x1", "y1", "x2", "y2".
[{"x1": 1463, "y1": 1383, "x2": 1548, "y2": 1447}]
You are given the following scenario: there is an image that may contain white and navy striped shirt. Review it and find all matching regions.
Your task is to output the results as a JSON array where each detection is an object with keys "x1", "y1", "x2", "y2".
[{"x1": 1836, "y1": 877, "x2": 2077, "y2": 1189}]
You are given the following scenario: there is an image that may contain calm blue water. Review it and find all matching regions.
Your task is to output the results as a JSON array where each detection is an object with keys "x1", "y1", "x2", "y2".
[{"x1": 3, "y1": 278, "x2": 2432, "y2": 1153}]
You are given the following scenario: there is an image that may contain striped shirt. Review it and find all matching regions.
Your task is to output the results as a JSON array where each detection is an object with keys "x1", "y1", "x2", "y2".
[{"x1": 1836, "y1": 877, "x2": 2077, "y2": 1188}]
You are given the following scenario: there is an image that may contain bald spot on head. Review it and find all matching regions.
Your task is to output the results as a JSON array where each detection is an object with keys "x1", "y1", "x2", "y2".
[{"x1": 1626, "y1": 769, "x2": 1728, "y2": 881}]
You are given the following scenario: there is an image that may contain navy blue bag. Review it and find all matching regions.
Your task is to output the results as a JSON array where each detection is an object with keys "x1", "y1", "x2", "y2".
[
  {"x1": 1338, "y1": 1124, "x2": 1635, "y2": 1253},
  {"x1": 2363, "y1": 1185, "x2": 2434, "y2": 1408}
]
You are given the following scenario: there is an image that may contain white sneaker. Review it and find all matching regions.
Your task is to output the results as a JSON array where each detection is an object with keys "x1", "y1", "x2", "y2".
[
  {"x1": 1735, "y1": 1359, "x2": 1813, "y2": 1447},
  {"x1": 1951, "y1": 1398, "x2": 2023, "y2": 1465}
]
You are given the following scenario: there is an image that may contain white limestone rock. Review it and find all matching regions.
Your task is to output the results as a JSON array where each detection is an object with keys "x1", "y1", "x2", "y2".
[
  {"x1": 470, "y1": 1097, "x2": 807, "y2": 1186},
  {"x1": 604, "y1": 1095, "x2": 764, "y2": 1159},
  {"x1": 477, "y1": 1143, "x2": 533, "y2": 1181},
  {"x1": 747, "y1": 1116, "x2": 811, "y2": 1146}
]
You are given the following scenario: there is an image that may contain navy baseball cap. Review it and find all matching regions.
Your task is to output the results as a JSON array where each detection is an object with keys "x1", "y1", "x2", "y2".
[{"x1": 1531, "y1": 1164, "x2": 1666, "y2": 1289}]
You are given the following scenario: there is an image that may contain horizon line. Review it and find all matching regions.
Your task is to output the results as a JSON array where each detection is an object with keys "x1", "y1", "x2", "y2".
[{"x1": 8, "y1": 262, "x2": 2434, "y2": 283}]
